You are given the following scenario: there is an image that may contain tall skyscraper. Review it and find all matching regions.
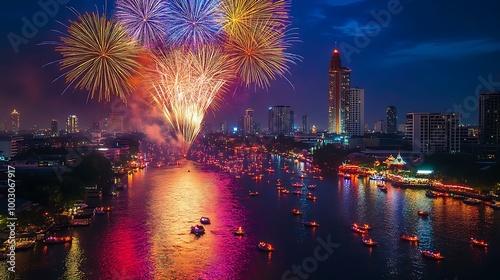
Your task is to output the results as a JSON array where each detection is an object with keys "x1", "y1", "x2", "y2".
[
  {"x1": 268, "y1": 106, "x2": 294, "y2": 135},
  {"x1": 51, "y1": 119, "x2": 58, "y2": 136},
  {"x1": 386, "y1": 106, "x2": 397, "y2": 134},
  {"x1": 347, "y1": 88, "x2": 364, "y2": 136},
  {"x1": 479, "y1": 91, "x2": 500, "y2": 144},
  {"x1": 109, "y1": 112, "x2": 124, "y2": 133},
  {"x1": 328, "y1": 49, "x2": 351, "y2": 133},
  {"x1": 406, "y1": 112, "x2": 460, "y2": 154},
  {"x1": 374, "y1": 120, "x2": 385, "y2": 133},
  {"x1": 301, "y1": 115, "x2": 311, "y2": 133},
  {"x1": 10, "y1": 109, "x2": 20, "y2": 133},
  {"x1": 243, "y1": 108, "x2": 254, "y2": 135},
  {"x1": 92, "y1": 122, "x2": 100, "y2": 132},
  {"x1": 66, "y1": 115, "x2": 79, "y2": 133}
]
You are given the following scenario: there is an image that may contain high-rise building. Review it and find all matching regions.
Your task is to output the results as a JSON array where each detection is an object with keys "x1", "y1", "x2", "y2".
[
  {"x1": 328, "y1": 49, "x2": 351, "y2": 133},
  {"x1": 268, "y1": 106, "x2": 294, "y2": 135},
  {"x1": 364, "y1": 123, "x2": 371, "y2": 133},
  {"x1": 347, "y1": 88, "x2": 364, "y2": 136},
  {"x1": 243, "y1": 108, "x2": 255, "y2": 135},
  {"x1": 92, "y1": 122, "x2": 100, "y2": 132},
  {"x1": 10, "y1": 109, "x2": 20, "y2": 133},
  {"x1": 109, "y1": 112, "x2": 124, "y2": 133},
  {"x1": 66, "y1": 115, "x2": 79, "y2": 133},
  {"x1": 374, "y1": 120, "x2": 385, "y2": 133},
  {"x1": 386, "y1": 106, "x2": 397, "y2": 134},
  {"x1": 405, "y1": 112, "x2": 460, "y2": 154},
  {"x1": 51, "y1": 119, "x2": 58, "y2": 136},
  {"x1": 479, "y1": 91, "x2": 500, "y2": 144},
  {"x1": 301, "y1": 115, "x2": 311, "y2": 133}
]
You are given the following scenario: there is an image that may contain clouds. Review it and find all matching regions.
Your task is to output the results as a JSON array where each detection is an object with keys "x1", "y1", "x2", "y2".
[
  {"x1": 386, "y1": 38, "x2": 500, "y2": 62},
  {"x1": 322, "y1": 0, "x2": 365, "y2": 6}
]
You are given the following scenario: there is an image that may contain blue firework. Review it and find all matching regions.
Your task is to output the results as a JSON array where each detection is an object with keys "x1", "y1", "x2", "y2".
[
  {"x1": 165, "y1": 0, "x2": 223, "y2": 47},
  {"x1": 115, "y1": 0, "x2": 168, "y2": 49}
]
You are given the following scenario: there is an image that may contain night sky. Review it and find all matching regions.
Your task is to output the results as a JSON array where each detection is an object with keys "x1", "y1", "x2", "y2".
[{"x1": 1, "y1": 0, "x2": 499, "y2": 131}]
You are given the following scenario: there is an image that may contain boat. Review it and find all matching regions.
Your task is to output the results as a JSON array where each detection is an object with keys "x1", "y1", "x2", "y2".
[
  {"x1": 362, "y1": 237, "x2": 379, "y2": 246},
  {"x1": 276, "y1": 186, "x2": 285, "y2": 190},
  {"x1": 266, "y1": 168, "x2": 275, "y2": 173},
  {"x1": 463, "y1": 198, "x2": 482, "y2": 205},
  {"x1": 417, "y1": 210, "x2": 430, "y2": 217},
  {"x1": 280, "y1": 189, "x2": 290, "y2": 194},
  {"x1": 200, "y1": 217, "x2": 211, "y2": 225},
  {"x1": 257, "y1": 242, "x2": 275, "y2": 252},
  {"x1": 109, "y1": 191, "x2": 118, "y2": 197},
  {"x1": 44, "y1": 236, "x2": 72, "y2": 244},
  {"x1": 292, "y1": 182, "x2": 303, "y2": 188},
  {"x1": 307, "y1": 185, "x2": 316, "y2": 189},
  {"x1": 249, "y1": 191, "x2": 259, "y2": 196},
  {"x1": 369, "y1": 175, "x2": 384, "y2": 181},
  {"x1": 190, "y1": 225, "x2": 206, "y2": 235},
  {"x1": 400, "y1": 234, "x2": 420, "y2": 242},
  {"x1": 421, "y1": 250, "x2": 444, "y2": 260},
  {"x1": 351, "y1": 226, "x2": 367, "y2": 234},
  {"x1": 470, "y1": 238, "x2": 488, "y2": 247},
  {"x1": 276, "y1": 179, "x2": 282, "y2": 186},
  {"x1": 302, "y1": 221, "x2": 320, "y2": 227},
  {"x1": 71, "y1": 219, "x2": 90, "y2": 226},
  {"x1": 292, "y1": 209, "x2": 302, "y2": 215},
  {"x1": 306, "y1": 193, "x2": 317, "y2": 200},
  {"x1": 233, "y1": 227, "x2": 245, "y2": 236},
  {"x1": 292, "y1": 191, "x2": 302, "y2": 195},
  {"x1": 343, "y1": 174, "x2": 351, "y2": 179},
  {"x1": 312, "y1": 176, "x2": 323, "y2": 180},
  {"x1": 352, "y1": 223, "x2": 371, "y2": 230}
]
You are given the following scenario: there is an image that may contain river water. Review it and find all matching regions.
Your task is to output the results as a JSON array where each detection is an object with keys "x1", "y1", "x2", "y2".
[{"x1": 1, "y1": 154, "x2": 498, "y2": 279}]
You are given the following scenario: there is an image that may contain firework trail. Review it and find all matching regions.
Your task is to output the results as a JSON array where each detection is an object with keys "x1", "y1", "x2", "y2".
[
  {"x1": 165, "y1": 0, "x2": 224, "y2": 47},
  {"x1": 55, "y1": 11, "x2": 141, "y2": 102},
  {"x1": 148, "y1": 45, "x2": 234, "y2": 154},
  {"x1": 115, "y1": 0, "x2": 168, "y2": 48}
]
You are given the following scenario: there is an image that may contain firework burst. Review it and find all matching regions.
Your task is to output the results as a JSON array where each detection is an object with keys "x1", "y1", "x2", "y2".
[
  {"x1": 148, "y1": 45, "x2": 233, "y2": 154},
  {"x1": 55, "y1": 11, "x2": 141, "y2": 102},
  {"x1": 115, "y1": 0, "x2": 168, "y2": 48},
  {"x1": 165, "y1": 0, "x2": 224, "y2": 47},
  {"x1": 226, "y1": 20, "x2": 300, "y2": 88}
]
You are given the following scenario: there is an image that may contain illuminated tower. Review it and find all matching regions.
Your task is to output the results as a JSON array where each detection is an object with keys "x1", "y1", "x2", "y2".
[
  {"x1": 328, "y1": 49, "x2": 351, "y2": 133},
  {"x1": 10, "y1": 109, "x2": 20, "y2": 133},
  {"x1": 51, "y1": 119, "x2": 58, "y2": 136},
  {"x1": 348, "y1": 88, "x2": 364, "y2": 136},
  {"x1": 479, "y1": 92, "x2": 500, "y2": 144},
  {"x1": 243, "y1": 108, "x2": 254, "y2": 135}
]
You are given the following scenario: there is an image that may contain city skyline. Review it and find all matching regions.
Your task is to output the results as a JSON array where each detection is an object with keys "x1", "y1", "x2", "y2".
[{"x1": 1, "y1": 0, "x2": 500, "y2": 131}]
